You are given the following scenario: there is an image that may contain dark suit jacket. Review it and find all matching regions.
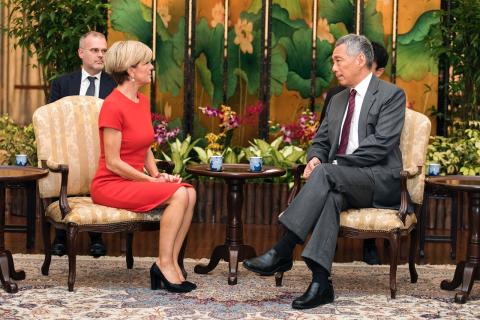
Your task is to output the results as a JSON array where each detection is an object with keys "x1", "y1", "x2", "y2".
[
  {"x1": 320, "y1": 85, "x2": 346, "y2": 124},
  {"x1": 307, "y1": 76, "x2": 406, "y2": 209},
  {"x1": 49, "y1": 70, "x2": 117, "y2": 103}
]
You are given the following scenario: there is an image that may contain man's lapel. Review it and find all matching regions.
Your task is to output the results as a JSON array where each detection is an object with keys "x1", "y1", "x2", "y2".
[
  {"x1": 330, "y1": 89, "x2": 350, "y2": 155},
  {"x1": 70, "y1": 70, "x2": 82, "y2": 95},
  {"x1": 357, "y1": 76, "x2": 379, "y2": 141}
]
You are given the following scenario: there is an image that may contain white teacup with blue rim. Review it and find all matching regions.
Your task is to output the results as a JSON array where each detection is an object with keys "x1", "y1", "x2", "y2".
[
  {"x1": 249, "y1": 156, "x2": 263, "y2": 172},
  {"x1": 15, "y1": 154, "x2": 28, "y2": 166},
  {"x1": 209, "y1": 155, "x2": 223, "y2": 172},
  {"x1": 428, "y1": 163, "x2": 440, "y2": 176}
]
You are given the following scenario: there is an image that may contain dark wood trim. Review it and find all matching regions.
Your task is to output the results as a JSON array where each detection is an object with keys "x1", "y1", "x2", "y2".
[
  {"x1": 150, "y1": 0, "x2": 157, "y2": 113},
  {"x1": 13, "y1": 85, "x2": 47, "y2": 90},
  {"x1": 258, "y1": 0, "x2": 272, "y2": 139},
  {"x1": 309, "y1": 0, "x2": 318, "y2": 112},
  {"x1": 436, "y1": 0, "x2": 452, "y2": 136},
  {"x1": 390, "y1": 0, "x2": 399, "y2": 83},
  {"x1": 354, "y1": 0, "x2": 365, "y2": 35},
  {"x1": 183, "y1": 0, "x2": 196, "y2": 136},
  {"x1": 222, "y1": 0, "x2": 229, "y2": 104}
]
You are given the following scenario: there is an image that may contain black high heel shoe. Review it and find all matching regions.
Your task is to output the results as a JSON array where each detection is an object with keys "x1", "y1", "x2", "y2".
[
  {"x1": 150, "y1": 263, "x2": 192, "y2": 293},
  {"x1": 182, "y1": 280, "x2": 197, "y2": 290}
]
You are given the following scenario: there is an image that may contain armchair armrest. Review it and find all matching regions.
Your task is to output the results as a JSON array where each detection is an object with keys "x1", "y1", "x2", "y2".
[
  {"x1": 41, "y1": 159, "x2": 71, "y2": 218},
  {"x1": 398, "y1": 165, "x2": 422, "y2": 223},
  {"x1": 288, "y1": 164, "x2": 306, "y2": 205}
]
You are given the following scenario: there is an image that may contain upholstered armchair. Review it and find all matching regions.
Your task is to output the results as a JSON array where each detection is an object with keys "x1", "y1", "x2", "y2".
[
  {"x1": 278, "y1": 108, "x2": 432, "y2": 298},
  {"x1": 32, "y1": 96, "x2": 185, "y2": 291}
]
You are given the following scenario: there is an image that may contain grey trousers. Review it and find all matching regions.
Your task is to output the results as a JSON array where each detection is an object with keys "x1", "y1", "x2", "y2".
[{"x1": 279, "y1": 164, "x2": 375, "y2": 272}]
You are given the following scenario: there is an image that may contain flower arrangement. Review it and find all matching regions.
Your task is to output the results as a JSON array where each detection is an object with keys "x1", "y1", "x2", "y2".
[
  {"x1": 270, "y1": 108, "x2": 320, "y2": 149},
  {"x1": 151, "y1": 113, "x2": 181, "y2": 158},
  {"x1": 198, "y1": 102, "x2": 262, "y2": 153}
]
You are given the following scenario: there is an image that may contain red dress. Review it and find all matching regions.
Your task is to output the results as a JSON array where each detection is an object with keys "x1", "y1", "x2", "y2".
[{"x1": 91, "y1": 89, "x2": 191, "y2": 212}]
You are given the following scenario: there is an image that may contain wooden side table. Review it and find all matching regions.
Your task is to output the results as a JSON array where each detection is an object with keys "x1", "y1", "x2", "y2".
[
  {"x1": 428, "y1": 176, "x2": 480, "y2": 303},
  {"x1": 419, "y1": 177, "x2": 458, "y2": 259},
  {"x1": 186, "y1": 164, "x2": 285, "y2": 285},
  {"x1": 0, "y1": 166, "x2": 48, "y2": 293}
]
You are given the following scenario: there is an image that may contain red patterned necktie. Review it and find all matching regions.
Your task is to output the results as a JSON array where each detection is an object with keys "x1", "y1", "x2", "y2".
[{"x1": 337, "y1": 89, "x2": 356, "y2": 155}]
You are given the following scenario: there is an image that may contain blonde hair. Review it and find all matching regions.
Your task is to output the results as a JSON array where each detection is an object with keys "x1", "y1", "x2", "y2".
[{"x1": 104, "y1": 41, "x2": 153, "y2": 84}]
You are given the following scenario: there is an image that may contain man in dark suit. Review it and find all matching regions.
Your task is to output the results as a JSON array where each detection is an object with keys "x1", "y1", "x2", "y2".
[
  {"x1": 244, "y1": 34, "x2": 406, "y2": 309},
  {"x1": 320, "y1": 41, "x2": 389, "y2": 265},
  {"x1": 49, "y1": 31, "x2": 116, "y2": 257}
]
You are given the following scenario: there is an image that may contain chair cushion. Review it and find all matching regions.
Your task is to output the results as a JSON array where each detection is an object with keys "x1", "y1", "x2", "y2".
[
  {"x1": 46, "y1": 197, "x2": 164, "y2": 225},
  {"x1": 340, "y1": 208, "x2": 417, "y2": 231}
]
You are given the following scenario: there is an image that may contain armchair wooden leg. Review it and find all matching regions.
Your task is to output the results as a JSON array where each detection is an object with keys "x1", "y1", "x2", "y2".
[
  {"x1": 66, "y1": 223, "x2": 79, "y2": 292},
  {"x1": 126, "y1": 232, "x2": 134, "y2": 269},
  {"x1": 388, "y1": 232, "x2": 400, "y2": 299},
  {"x1": 178, "y1": 235, "x2": 188, "y2": 279},
  {"x1": 275, "y1": 271, "x2": 284, "y2": 286},
  {"x1": 409, "y1": 227, "x2": 418, "y2": 283},
  {"x1": 41, "y1": 202, "x2": 51, "y2": 276}
]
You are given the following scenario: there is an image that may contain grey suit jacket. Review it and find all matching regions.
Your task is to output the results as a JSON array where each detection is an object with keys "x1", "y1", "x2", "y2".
[{"x1": 307, "y1": 76, "x2": 406, "y2": 209}]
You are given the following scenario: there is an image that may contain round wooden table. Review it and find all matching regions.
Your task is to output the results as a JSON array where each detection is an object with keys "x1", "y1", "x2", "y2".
[
  {"x1": 186, "y1": 164, "x2": 285, "y2": 285},
  {"x1": 0, "y1": 166, "x2": 48, "y2": 293},
  {"x1": 428, "y1": 176, "x2": 480, "y2": 303}
]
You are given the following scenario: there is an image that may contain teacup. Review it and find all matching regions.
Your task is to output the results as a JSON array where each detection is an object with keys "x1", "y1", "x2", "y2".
[
  {"x1": 209, "y1": 156, "x2": 223, "y2": 172},
  {"x1": 428, "y1": 163, "x2": 440, "y2": 176},
  {"x1": 15, "y1": 154, "x2": 28, "y2": 166},
  {"x1": 249, "y1": 156, "x2": 263, "y2": 172}
]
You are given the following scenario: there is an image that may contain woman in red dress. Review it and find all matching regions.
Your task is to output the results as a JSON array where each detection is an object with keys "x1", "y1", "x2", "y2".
[{"x1": 91, "y1": 40, "x2": 196, "y2": 293}]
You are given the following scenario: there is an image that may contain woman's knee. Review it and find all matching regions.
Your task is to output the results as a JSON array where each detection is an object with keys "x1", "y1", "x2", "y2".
[
  {"x1": 187, "y1": 187, "x2": 196, "y2": 204},
  {"x1": 170, "y1": 186, "x2": 189, "y2": 205}
]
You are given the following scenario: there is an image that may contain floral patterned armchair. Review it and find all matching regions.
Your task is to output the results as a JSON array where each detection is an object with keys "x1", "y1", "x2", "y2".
[
  {"x1": 32, "y1": 96, "x2": 184, "y2": 291},
  {"x1": 279, "y1": 108, "x2": 432, "y2": 298}
]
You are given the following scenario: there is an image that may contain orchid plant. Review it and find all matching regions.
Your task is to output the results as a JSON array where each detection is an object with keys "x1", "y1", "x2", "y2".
[
  {"x1": 198, "y1": 102, "x2": 262, "y2": 153},
  {"x1": 270, "y1": 109, "x2": 320, "y2": 149},
  {"x1": 151, "y1": 113, "x2": 181, "y2": 158}
]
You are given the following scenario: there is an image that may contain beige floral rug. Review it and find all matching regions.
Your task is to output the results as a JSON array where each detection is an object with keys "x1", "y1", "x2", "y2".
[{"x1": 1, "y1": 254, "x2": 479, "y2": 319}]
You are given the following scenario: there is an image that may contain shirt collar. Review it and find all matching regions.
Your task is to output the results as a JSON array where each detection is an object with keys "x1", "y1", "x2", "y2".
[
  {"x1": 352, "y1": 72, "x2": 372, "y2": 98},
  {"x1": 81, "y1": 68, "x2": 102, "y2": 82}
]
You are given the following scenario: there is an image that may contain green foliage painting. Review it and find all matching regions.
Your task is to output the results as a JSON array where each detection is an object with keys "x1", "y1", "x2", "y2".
[{"x1": 110, "y1": 0, "x2": 439, "y2": 106}]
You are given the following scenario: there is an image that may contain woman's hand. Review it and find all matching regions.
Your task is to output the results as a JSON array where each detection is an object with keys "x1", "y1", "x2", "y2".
[{"x1": 150, "y1": 173, "x2": 182, "y2": 183}]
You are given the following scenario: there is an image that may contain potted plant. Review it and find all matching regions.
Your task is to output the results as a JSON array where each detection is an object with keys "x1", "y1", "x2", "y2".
[
  {"x1": 427, "y1": 121, "x2": 480, "y2": 176},
  {"x1": 0, "y1": 114, "x2": 37, "y2": 166}
]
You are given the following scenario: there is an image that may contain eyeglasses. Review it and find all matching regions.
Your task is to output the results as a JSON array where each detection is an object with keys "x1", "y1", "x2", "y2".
[{"x1": 83, "y1": 48, "x2": 107, "y2": 54}]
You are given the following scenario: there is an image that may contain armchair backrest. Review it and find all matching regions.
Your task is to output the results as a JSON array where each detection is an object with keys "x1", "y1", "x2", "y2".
[
  {"x1": 399, "y1": 108, "x2": 431, "y2": 205},
  {"x1": 33, "y1": 96, "x2": 103, "y2": 199}
]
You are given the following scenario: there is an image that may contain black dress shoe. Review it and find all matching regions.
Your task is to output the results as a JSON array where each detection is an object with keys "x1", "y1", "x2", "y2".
[
  {"x1": 243, "y1": 249, "x2": 293, "y2": 276},
  {"x1": 292, "y1": 281, "x2": 334, "y2": 309},
  {"x1": 363, "y1": 244, "x2": 380, "y2": 265},
  {"x1": 51, "y1": 240, "x2": 66, "y2": 257},
  {"x1": 89, "y1": 242, "x2": 107, "y2": 258}
]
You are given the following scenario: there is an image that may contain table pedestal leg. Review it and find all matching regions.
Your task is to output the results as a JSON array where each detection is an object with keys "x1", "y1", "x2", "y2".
[
  {"x1": 194, "y1": 178, "x2": 257, "y2": 285},
  {"x1": 0, "y1": 184, "x2": 24, "y2": 293},
  {"x1": 441, "y1": 192, "x2": 479, "y2": 304}
]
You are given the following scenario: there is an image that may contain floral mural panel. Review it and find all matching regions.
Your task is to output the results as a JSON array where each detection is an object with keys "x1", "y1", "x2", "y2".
[{"x1": 109, "y1": 0, "x2": 441, "y2": 145}]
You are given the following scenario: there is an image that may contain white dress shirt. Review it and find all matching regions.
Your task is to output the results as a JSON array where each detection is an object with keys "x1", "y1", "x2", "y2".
[
  {"x1": 339, "y1": 72, "x2": 373, "y2": 155},
  {"x1": 79, "y1": 68, "x2": 102, "y2": 98}
]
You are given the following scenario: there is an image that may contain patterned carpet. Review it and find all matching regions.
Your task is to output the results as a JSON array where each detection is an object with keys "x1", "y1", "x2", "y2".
[{"x1": 1, "y1": 254, "x2": 479, "y2": 319}]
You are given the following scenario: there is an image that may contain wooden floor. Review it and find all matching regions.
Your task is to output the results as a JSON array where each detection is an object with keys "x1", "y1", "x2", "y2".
[{"x1": 5, "y1": 213, "x2": 468, "y2": 265}]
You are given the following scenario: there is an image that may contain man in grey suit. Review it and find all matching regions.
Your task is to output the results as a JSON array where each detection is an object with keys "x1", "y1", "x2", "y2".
[{"x1": 243, "y1": 34, "x2": 406, "y2": 309}]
